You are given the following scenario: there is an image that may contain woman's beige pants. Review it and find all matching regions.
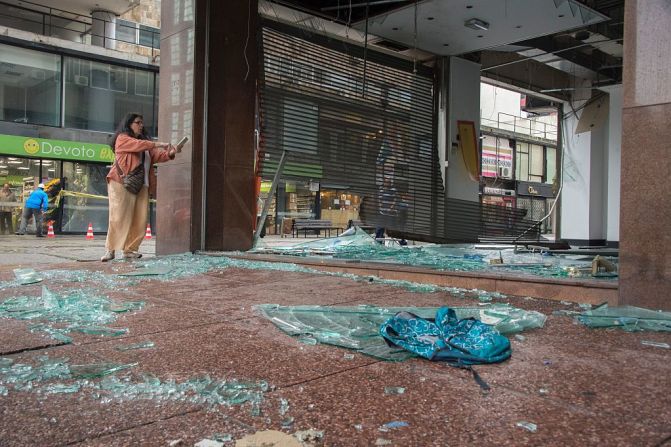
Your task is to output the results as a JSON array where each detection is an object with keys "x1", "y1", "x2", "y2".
[{"x1": 105, "y1": 181, "x2": 148, "y2": 253}]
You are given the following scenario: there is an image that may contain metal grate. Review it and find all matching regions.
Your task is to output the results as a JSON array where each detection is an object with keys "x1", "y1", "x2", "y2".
[
  {"x1": 259, "y1": 23, "x2": 540, "y2": 243},
  {"x1": 259, "y1": 24, "x2": 445, "y2": 241}
]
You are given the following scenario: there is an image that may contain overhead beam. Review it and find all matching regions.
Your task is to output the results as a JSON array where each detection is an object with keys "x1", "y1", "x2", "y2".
[
  {"x1": 473, "y1": 51, "x2": 576, "y2": 101},
  {"x1": 518, "y1": 35, "x2": 622, "y2": 83}
]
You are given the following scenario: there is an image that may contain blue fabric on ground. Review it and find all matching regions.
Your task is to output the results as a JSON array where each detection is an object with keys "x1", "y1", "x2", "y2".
[{"x1": 379, "y1": 306, "x2": 512, "y2": 365}]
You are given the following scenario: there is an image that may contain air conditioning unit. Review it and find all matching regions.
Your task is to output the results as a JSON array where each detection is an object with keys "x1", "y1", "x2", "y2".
[
  {"x1": 498, "y1": 166, "x2": 512, "y2": 178},
  {"x1": 74, "y1": 75, "x2": 89, "y2": 86}
]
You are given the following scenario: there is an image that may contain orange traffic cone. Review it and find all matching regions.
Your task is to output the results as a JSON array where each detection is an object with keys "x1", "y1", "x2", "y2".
[
  {"x1": 47, "y1": 221, "x2": 55, "y2": 238},
  {"x1": 144, "y1": 223, "x2": 152, "y2": 240},
  {"x1": 86, "y1": 222, "x2": 94, "y2": 240}
]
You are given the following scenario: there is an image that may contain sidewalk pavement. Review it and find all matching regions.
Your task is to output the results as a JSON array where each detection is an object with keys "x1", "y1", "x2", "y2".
[
  {"x1": 0, "y1": 234, "x2": 155, "y2": 265},
  {"x1": 0, "y1": 235, "x2": 670, "y2": 446}
]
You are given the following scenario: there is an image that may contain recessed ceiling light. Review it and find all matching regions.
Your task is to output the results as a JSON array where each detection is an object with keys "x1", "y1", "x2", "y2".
[{"x1": 465, "y1": 18, "x2": 489, "y2": 31}]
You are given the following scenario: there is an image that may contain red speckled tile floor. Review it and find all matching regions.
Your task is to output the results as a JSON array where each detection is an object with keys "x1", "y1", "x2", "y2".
[{"x1": 0, "y1": 258, "x2": 669, "y2": 446}]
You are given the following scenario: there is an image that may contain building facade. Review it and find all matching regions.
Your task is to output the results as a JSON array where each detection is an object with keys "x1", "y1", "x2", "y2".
[
  {"x1": 0, "y1": 0, "x2": 160, "y2": 233},
  {"x1": 480, "y1": 83, "x2": 559, "y2": 237}
]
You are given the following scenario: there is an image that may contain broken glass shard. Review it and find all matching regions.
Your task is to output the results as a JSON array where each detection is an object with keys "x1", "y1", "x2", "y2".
[
  {"x1": 576, "y1": 305, "x2": 671, "y2": 332},
  {"x1": 384, "y1": 387, "x2": 405, "y2": 395},
  {"x1": 115, "y1": 341, "x2": 155, "y2": 351},
  {"x1": 516, "y1": 421, "x2": 538, "y2": 432},
  {"x1": 13, "y1": 268, "x2": 42, "y2": 285},
  {"x1": 69, "y1": 362, "x2": 138, "y2": 379},
  {"x1": 72, "y1": 326, "x2": 128, "y2": 337},
  {"x1": 256, "y1": 304, "x2": 545, "y2": 361},
  {"x1": 44, "y1": 383, "x2": 81, "y2": 394}
]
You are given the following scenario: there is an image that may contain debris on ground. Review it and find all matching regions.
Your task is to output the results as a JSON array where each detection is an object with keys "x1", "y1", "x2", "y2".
[
  {"x1": 379, "y1": 307, "x2": 511, "y2": 364},
  {"x1": 641, "y1": 340, "x2": 670, "y2": 349},
  {"x1": 115, "y1": 266, "x2": 173, "y2": 276},
  {"x1": 293, "y1": 429, "x2": 324, "y2": 443},
  {"x1": 576, "y1": 304, "x2": 671, "y2": 331},
  {"x1": 378, "y1": 421, "x2": 409, "y2": 431},
  {"x1": 592, "y1": 255, "x2": 618, "y2": 275},
  {"x1": 0, "y1": 355, "x2": 270, "y2": 412},
  {"x1": 115, "y1": 340, "x2": 155, "y2": 351},
  {"x1": 251, "y1": 227, "x2": 618, "y2": 280},
  {"x1": 384, "y1": 386, "x2": 405, "y2": 395},
  {"x1": 256, "y1": 304, "x2": 546, "y2": 361},
  {"x1": 516, "y1": 421, "x2": 538, "y2": 433},
  {"x1": 0, "y1": 286, "x2": 144, "y2": 343},
  {"x1": 211, "y1": 434, "x2": 233, "y2": 442},
  {"x1": 194, "y1": 439, "x2": 224, "y2": 447},
  {"x1": 13, "y1": 268, "x2": 42, "y2": 285},
  {"x1": 235, "y1": 430, "x2": 301, "y2": 447}
]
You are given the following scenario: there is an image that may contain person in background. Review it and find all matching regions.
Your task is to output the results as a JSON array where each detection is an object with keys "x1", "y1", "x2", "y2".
[
  {"x1": 101, "y1": 113, "x2": 177, "y2": 262},
  {"x1": 15, "y1": 183, "x2": 48, "y2": 237},
  {"x1": 0, "y1": 183, "x2": 16, "y2": 235},
  {"x1": 376, "y1": 177, "x2": 398, "y2": 243}
]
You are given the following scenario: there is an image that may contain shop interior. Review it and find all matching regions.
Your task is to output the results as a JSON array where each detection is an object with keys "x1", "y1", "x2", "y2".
[
  {"x1": 258, "y1": 179, "x2": 362, "y2": 236},
  {"x1": 0, "y1": 155, "x2": 111, "y2": 233}
]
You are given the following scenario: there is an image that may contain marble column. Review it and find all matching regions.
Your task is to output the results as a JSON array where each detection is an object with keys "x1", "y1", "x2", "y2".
[
  {"x1": 619, "y1": 0, "x2": 671, "y2": 310},
  {"x1": 157, "y1": 0, "x2": 258, "y2": 254}
]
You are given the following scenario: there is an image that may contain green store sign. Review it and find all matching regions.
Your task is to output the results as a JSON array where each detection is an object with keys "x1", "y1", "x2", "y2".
[{"x1": 0, "y1": 134, "x2": 114, "y2": 163}]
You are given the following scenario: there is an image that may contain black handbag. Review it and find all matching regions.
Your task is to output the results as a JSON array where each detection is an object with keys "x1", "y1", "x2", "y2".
[{"x1": 115, "y1": 152, "x2": 145, "y2": 195}]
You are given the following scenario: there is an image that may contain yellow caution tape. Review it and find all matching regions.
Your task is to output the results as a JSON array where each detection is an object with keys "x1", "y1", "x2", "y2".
[{"x1": 54, "y1": 190, "x2": 156, "y2": 206}]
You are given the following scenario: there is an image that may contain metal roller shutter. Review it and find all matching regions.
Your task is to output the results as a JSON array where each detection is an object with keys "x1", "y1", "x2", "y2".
[{"x1": 259, "y1": 23, "x2": 445, "y2": 241}]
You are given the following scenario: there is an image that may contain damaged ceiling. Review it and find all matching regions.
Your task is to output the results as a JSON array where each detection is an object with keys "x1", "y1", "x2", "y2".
[{"x1": 266, "y1": 0, "x2": 625, "y2": 100}]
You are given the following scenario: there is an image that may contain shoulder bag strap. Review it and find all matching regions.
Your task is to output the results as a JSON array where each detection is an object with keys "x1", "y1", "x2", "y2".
[
  {"x1": 114, "y1": 158, "x2": 126, "y2": 177},
  {"x1": 114, "y1": 151, "x2": 145, "y2": 177}
]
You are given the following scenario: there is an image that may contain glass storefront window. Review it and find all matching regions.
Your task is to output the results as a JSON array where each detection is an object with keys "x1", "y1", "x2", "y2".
[
  {"x1": 40, "y1": 159, "x2": 62, "y2": 181},
  {"x1": 529, "y1": 144, "x2": 544, "y2": 182},
  {"x1": 61, "y1": 162, "x2": 110, "y2": 232},
  {"x1": 0, "y1": 156, "x2": 60, "y2": 233},
  {"x1": 1, "y1": 157, "x2": 41, "y2": 183},
  {"x1": 546, "y1": 147, "x2": 556, "y2": 185},
  {"x1": 516, "y1": 142, "x2": 529, "y2": 182},
  {"x1": 0, "y1": 43, "x2": 61, "y2": 126},
  {"x1": 63, "y1": 56, "x2": 157, "y2": 135},
  {"x1": 0, "y1": 156, "x2": 29, "y2": 232}
]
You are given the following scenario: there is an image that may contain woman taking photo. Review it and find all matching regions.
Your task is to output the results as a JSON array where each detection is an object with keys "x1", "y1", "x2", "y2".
[{"x1": 101, "y1": 113, "x2": 177, "y2": 262}]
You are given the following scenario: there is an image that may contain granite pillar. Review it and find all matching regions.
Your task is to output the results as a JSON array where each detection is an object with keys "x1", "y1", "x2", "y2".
[
  {"x1": 157, "y1": 0, "x2": 258, "y2": 254},
  {"x1": 619, "y1": 0, "x2": 671, "y2": 310}
]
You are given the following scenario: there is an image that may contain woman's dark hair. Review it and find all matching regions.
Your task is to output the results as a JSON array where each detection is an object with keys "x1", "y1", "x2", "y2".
[{"x1": 111, "y1": 113, "x2": 148, "y2": 150}]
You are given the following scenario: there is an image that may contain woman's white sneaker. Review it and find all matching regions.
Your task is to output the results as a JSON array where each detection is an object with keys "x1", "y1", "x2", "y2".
[{"x1": 101, "y1": 251, "x2": 115, "y2": 262}]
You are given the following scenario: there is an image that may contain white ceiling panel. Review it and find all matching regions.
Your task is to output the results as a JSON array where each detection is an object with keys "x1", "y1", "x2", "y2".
[{"x1": 354, "y1": 0, "x2": 608, "y2": 56}]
